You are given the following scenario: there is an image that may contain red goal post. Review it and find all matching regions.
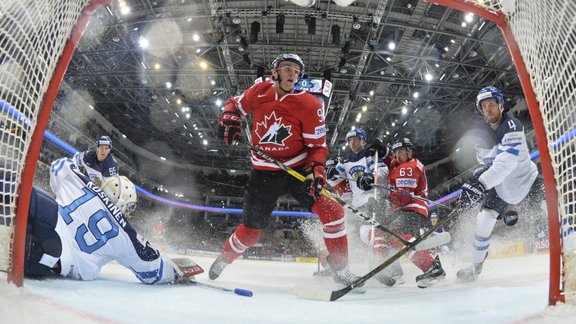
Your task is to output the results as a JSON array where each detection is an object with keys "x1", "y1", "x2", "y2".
[
  {"x1": 427, "y1": 0, "x2": 573, "y2": 305},
  {"x1": 0, "y1": 0, "x2": 110, "y2": 286}
]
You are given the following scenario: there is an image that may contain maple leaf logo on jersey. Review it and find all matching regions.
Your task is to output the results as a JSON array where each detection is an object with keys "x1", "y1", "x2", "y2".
[{"x1": 255, "y1": 111, "x2": 292, "y2": 145}]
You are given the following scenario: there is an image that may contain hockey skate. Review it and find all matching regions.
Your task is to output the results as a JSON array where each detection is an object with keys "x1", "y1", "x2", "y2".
[
  {"x1": 369, "y1": 251, "x2": 405, "y2": 287},
  {"x1": 391, "y1": 260, "x2": 406, "y2": 285},
  {"x1": 332, "y1": 267, "x2": 367, "y2": 294},
  {"x1": 208, "y1": 256, "x2": 229, "y2": 280},
  {"x1": 415, "y1": 256, "x2": 446, "y2": 288},
  {"x1": 374, "y1": 273, "x2": 396, "y2": 287},
  {"x1": 374, "y1": 261, "x2": 405, "y2": 287},
  {"x1": 312, "y1": 267, "x2": 333, "y2": 278},
  {"x1": 456, "y1": 262, "x2": 483, "y2": 281},
  {"x1": 326, "y1": 256, "x2": 366, "y2": 294},
  {"x1": 313, "y1": 249, "x2": 332, "y2": 278},
  {"x1": 393, "y1": 274, "x2": 405, "y2": 285}
]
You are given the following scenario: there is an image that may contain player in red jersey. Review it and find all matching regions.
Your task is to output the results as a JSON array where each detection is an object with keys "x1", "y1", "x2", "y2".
[
  {"x1": 210, "y1": 53, "x2": 361, "y2": 288},
  {"x1": 357, "y1": 137, "x2": 446, "y2": 288}
]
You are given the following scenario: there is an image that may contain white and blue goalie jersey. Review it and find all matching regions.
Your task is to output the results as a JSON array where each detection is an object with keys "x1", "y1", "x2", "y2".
[
  {"x1": 475, "y1": 114, "x2": 538, "y2": 204},
  {"x1": 49, "y1": 158, "x2": 176, "y2": 284}
]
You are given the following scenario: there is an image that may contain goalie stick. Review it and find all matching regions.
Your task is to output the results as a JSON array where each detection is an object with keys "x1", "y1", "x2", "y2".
[
  {"x1": 242, "y1": 142, "x2": 450, "y2": 251},
  {"x1": 293, "y1": 204, "x2": 461, "y2": 301}
]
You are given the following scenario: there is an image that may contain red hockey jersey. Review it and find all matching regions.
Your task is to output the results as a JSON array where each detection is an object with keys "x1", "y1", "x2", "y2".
[
  {"x1": 224, "y1": 82, "x2": 328, "y2": 171},
  {"x1": 388, "y1": 157, "x2": 429, "y2": 218}
]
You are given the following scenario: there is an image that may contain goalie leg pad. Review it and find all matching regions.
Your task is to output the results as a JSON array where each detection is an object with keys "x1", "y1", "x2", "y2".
[{"x1": 25, "y1": 186, "x2": 61, "y2": 278}]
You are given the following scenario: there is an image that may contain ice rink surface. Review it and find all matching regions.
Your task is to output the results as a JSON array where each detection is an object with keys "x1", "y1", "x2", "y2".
[{"x1": 1, "y1": 253, "x2": 575, "y2": 324}]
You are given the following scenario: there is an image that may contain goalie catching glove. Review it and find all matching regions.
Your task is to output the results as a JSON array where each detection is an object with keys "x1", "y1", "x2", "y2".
[
  {"x1": 304, "y1": 162, "x2": 327, "y2": 200},
  {"x1": 218, "y1": 111, "x2": 242, "y2": 145}
]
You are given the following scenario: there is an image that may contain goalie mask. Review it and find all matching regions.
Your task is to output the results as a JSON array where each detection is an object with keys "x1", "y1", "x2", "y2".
[{"x1": 100, "y1": 176, "x2": 137, "y2": 216}]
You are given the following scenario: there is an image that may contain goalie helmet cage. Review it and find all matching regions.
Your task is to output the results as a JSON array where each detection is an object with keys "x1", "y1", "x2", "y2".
[
  {"x1": 0, "y1": 0, "x2": 111, "y2": 287},
  {"x1": 0, "y1": 0, "x2": 572, "y2": 306}
]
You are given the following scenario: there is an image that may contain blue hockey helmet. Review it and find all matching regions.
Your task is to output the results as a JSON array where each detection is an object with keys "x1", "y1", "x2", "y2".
[
  {"x1": 346, "y1": 127, "x2": 368, "y2": 142},
  {"x1": 476, "y1": 86, "x2": 504, "y2": 114},
  {"x1": 392, "y1": 137, "x2": 413, "y2": 153},
  {"x1": 96, "y1": 135, "x2": 112, "y2": 149},
  {"x1": 271, "y1": 53, "x2": 305, "y2": 76}
]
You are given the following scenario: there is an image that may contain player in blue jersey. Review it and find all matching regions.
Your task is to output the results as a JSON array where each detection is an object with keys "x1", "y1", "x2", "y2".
[
  {"x1": 457, "y1": 86, "x2": 542, "y2": 281},
  {"x1": 23, "y1": 158, "x2": 201, "y2": 283},
  {"x1": 323, "y1": 128, "x2": 405, "y2": 286},
  {"x1": 73, "y1": 135, "x2": 119, "y2": 186},
  {"x1": 328, "y1": 128, "x2": 386, "y2": 208}
]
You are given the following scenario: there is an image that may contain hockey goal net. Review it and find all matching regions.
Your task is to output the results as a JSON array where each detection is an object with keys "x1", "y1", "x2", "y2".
[
  {"x1": 431, "y1": 0, "x2": 575, "y2": 305},
  {"x1": 0, "y1": 0, "x2": 108, "y2": 286},
  {"x1": 0, "y1": 0, "x2": 573, "y2": 306}
]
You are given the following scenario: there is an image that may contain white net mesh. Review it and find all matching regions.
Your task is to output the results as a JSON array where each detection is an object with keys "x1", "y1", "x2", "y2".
[
  {"x1": 0, "y1": 0, "x2": 91, "y2": 275},
  {"x1": 500, "y1": 0, "x2": 576, "y2": 301}
]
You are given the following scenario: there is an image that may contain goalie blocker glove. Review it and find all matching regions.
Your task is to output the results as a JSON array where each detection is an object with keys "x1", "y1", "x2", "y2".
[
  {"x1": 218, "y1": 111, "x2": 242, "y2": 145},
  {"x1": 304, "y1": 162, "x2": 327, "y2": 200}
]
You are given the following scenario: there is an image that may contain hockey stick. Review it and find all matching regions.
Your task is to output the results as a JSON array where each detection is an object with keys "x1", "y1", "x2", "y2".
[
  {"x1": 293, "y1": 204, "x2": 461, "y2": 301},
  {"x1": 243, "y1": 142, "x2": 449, "y2": 251},
  {"x1": 372, "y1": 184, "x2": 453, "y2": 210},
  {"x1": 370, "y1": 150, "x2": 378, "y2": 259},
  {"x1": 171, "y1": 258, "x2": 253, "y2": 297},
  {"x1": 185, "y1": 280, "x2": 254, "y2": 297}
]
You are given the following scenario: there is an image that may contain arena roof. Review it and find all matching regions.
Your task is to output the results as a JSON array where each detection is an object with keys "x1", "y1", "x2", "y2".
[{"x1": 60, "y1": 0, "x2": 523, "y2": 173}]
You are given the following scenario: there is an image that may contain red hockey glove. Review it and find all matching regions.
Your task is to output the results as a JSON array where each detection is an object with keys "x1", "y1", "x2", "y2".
[
  {"x1": 304, "y1": 162, "x2": 327, "y2": 200},
  {"x1": 218, "y1": 111, "x2": 242, "y2": 145}
]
